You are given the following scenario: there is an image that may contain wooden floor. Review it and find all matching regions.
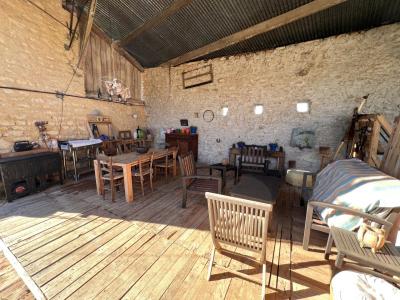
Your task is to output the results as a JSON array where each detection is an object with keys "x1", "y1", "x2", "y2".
[{"x1": 0, "y1": 174, "x2": 335, "y2": 299}]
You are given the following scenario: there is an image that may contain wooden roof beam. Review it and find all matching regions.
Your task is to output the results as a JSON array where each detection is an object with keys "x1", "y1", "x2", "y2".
[
  {"x1": 162, "y1": 0, "x2": 347, "y2": 67},
  {"x1": 120, "y1": 0, "x2": 193, "y2": 47},
  {"x1": 82, "y1": 0, "x2": 97, "y2": 51}
]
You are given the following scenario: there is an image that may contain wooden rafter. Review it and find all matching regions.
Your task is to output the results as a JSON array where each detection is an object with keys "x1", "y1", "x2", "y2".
[
  {"x1": 120, "y1": 0, "x2": 193, "y2": 47},
  {"x1": 79, "y1": 0, "x2": 97, "y2": 58},
  {"x1": 162, "y1": 0, "x2": 347, "y2": 67}
]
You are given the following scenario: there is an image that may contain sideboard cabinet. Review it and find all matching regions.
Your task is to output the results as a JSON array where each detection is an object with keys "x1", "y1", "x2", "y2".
[{"x1": 165, "y1": 133, "x2": 198, "y2": 161}]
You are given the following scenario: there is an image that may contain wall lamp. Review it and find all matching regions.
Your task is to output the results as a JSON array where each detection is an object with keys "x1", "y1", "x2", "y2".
[{"x1": 254, "y1": 104, "x2": 263, "y2": 115}]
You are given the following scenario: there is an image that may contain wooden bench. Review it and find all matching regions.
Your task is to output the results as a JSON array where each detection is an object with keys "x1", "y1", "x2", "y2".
[{"x1": 239, "y1": 146, "x2": 269, "y2": 174}]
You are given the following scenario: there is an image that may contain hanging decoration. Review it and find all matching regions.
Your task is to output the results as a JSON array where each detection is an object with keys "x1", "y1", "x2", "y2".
[{"x1": 103, "y1": 78, "x2": 131, "y2": 102}]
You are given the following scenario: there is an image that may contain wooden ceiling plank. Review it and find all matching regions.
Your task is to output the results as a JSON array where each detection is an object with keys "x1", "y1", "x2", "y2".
[
  {"x1": 90, "y1": 24, "x2": 144, "y2": 72},
  {"x1": 162, "y1": 0, "x2": 347, "y2": 67},
  {"x1": 112, "y1": 42, "x2": 145, "y2": 73},
  {"x1": 75, "y1": 6, "x2": 145, "y2": 72},
  {"x1": 120, "y1": 0, "x2": 194, "y2": 47}
]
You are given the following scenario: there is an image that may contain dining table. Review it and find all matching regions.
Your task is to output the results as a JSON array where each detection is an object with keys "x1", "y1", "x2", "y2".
[{"x1": 94, "y1": 148, "x2": 176, "y2": 203}]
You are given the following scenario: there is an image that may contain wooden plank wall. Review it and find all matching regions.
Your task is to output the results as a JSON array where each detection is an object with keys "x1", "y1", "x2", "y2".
[{"x1": 84, "y1": 32, "x2": 142, "y2": 101}]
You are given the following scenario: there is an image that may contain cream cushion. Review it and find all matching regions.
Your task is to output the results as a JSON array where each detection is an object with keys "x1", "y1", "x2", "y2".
[{"x1": 286, "y1": 169, "x2": 313, "y2": 188}]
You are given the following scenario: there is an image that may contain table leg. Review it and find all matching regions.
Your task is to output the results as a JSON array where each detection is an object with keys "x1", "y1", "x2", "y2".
[
  {"x1": 94, "y1": 160, "x2": 103, "y2": 196},
  {"x1": 122, "y1": 165, "x2": 134, "y2": 203},
  {"x1": 72, "y1": 150, "x2": 78, "y2": 181},
  {"x1": 173, "y1": 159, "x2": 177, "y2": 177}
]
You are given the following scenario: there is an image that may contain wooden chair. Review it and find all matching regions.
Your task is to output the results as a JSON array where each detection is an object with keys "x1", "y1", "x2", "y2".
[
  {"x1": 132, "y1": 153, "x2": 154, "y2": 196},
  {"x1": 154, "y1": 147, "x2": 178, "y2": 180},
  {"x1": 205, "y1": 192, "x2": 273, "y2": 300},
  {"x1": 97, "y1": 157, "x2": 124, "y2": 202},
  {"x1": 178, "y1": 152, "x2": 222, "y2": 208},
  {"x1": 324, "y1": 208, "x2": 400, "y2": 284}
]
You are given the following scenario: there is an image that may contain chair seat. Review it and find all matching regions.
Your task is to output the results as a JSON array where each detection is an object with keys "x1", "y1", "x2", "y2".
[
  {"x1": 188, "y1": 178, "x2": 219, "y2": 193},
  {"x1": 155, "y1": 160, "x2": 174, "y2": 168},
  {"x1": 102, "y1": 172, "x2": 124, "y2": 180},
  {"x1": 286, "y1": 169, "x2": 313, "y2": 188},
  {"x1": 133, "y1": 168, "x2": 153, "y2": 176}
]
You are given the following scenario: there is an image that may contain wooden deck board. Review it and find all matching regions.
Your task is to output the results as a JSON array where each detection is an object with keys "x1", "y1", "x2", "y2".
[
  {"x1": 0, "y1": 251, "x2": 33, "y2": 300},
  {"x1": 0, "y1": 176, "x2": 332, "y2": 299}
]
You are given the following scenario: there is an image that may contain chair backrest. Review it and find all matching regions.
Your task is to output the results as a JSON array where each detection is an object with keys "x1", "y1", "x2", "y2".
[
  {"x1": 168, "y1": 146, "x2": 179, "y2": 161},
  {"x1": 205, "y1": 192, "x2": 272, "y2": 262},
  {"x1": 178, "y1": 152, "x2": 196, "y2": 176},
  {"x1": 138, "y1": 153, "x2": 154, "y2": 174},
  {"x1": 241, "y1": 146, "x2": 266, "y2": 164},
  {"x1": 98, "y1": 156, "x2": 114, "y2": 179}
]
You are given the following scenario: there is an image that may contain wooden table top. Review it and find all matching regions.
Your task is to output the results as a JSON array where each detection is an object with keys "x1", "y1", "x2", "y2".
[
  {"x1": 230, "y1": 174, "x2": 282, "y2": 205},
  {"x1": 97, "y1": 148, "x2": 169, "y2": 166}
]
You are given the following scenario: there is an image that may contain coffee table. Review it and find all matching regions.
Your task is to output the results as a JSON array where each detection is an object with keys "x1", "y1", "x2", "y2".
[
  {"x1": 230, "y1": 174, "x2": 282, "y2": 231},
  {"x1": 209, "y1": 163, "x2": 238, "y2": 187}
]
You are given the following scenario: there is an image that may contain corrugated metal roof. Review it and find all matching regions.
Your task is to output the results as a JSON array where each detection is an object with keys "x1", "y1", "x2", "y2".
[{"x1": 90, "y1": 0, "x2": 400, "y2": 67}]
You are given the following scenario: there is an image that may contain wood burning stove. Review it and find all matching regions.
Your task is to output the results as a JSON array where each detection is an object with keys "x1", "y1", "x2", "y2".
[{"x1": 0, "y1": 151, "x2": 62, "y2": 202}]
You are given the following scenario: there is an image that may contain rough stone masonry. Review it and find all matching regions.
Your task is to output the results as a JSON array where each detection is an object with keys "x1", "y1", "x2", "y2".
[
  {"x1": 143, "y1": 23, "x2": 400, "y2": 171},
  {"x1": 0, "y1": 0, "x2": 146, "y2": 152}
]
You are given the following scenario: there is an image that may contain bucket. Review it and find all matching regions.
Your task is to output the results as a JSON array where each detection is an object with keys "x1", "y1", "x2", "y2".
[{"x1": 190, "y1": 126, "x2": 197, "y2": 134}]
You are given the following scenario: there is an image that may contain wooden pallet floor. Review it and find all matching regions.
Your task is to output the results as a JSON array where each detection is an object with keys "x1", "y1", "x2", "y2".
[{"x1": 0, "y1": 175, "x2": 334, "y2": 299}]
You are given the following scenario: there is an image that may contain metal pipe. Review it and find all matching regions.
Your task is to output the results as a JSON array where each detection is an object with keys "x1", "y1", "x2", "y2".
[{"x1": 0, "y1": 85, "x2": 145, "y2": 106}]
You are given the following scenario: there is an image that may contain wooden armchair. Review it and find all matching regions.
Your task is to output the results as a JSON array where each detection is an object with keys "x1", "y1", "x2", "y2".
[
  {"x1": 323, "y1": 205, "x2": 400, "y2": 284},
  {"x1": 205, "y1": 192, "x2": 273, "y2": 300},
  {"x1": 178, "y1": 152, "x2": 222, "y2": 208},
  {"x1": 302, "y1": 201, "x2": 398, "y2": 251}
]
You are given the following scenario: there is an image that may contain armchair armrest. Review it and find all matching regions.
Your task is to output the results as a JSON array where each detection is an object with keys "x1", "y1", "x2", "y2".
[{"x1": 308, "y1": 201, "x2": 393, "y2": 228}]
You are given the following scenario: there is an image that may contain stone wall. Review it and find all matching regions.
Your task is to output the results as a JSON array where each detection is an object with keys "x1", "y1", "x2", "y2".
[
  {"x1": 144, "y1": 23, "x2": 400, "y2": 171},
  {"x1": 0, "y1": 0, "x2": 146, "y2": 152}
]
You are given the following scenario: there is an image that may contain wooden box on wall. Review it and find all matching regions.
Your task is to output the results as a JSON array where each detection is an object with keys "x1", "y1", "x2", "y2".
[{"x1": 165, "y1": 133, "x2": 198, "y2": 161}]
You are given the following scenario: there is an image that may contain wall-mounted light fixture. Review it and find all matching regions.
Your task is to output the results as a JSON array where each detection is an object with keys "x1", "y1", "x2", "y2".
[
  {"x1": 254, "y1": 104, "x2": 263, "y2": 115},
  {"x1": 296, "y1": 101, "x2": 310, "y2": 113},
  {"x1": 221, "y1": 106, "x2": 229, "y2": 116}
]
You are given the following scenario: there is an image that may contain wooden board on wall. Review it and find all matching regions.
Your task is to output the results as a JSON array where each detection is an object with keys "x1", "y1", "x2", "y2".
[{"x1": 84, "y1": 31, "x2": 142, "y2": 101}]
